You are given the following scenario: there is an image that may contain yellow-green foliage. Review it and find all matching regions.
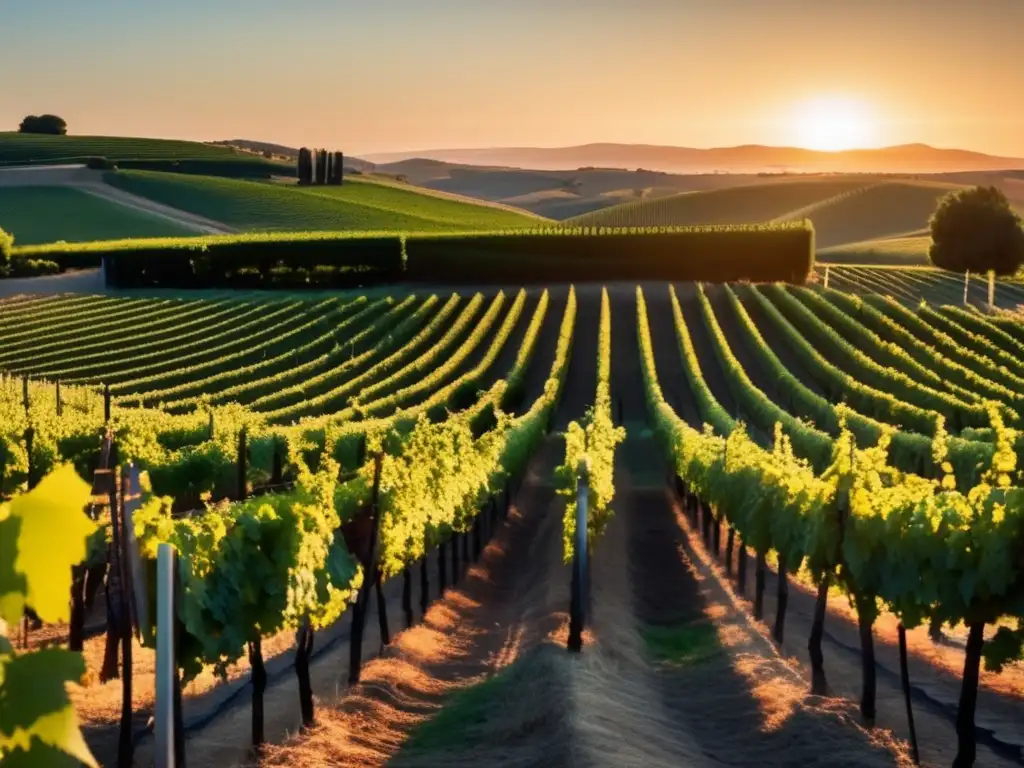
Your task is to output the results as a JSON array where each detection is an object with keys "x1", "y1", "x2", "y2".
[
  {"x1": 557, "y1": 287, "x2": 626, "y2": 561},
  {"x1": 0, "y1": 466, "x2": 99, "y2": 768}
]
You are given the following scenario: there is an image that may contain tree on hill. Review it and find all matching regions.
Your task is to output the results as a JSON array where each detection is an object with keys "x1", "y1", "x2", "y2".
[
  {"x1": 929, "y1": 186, "x2": 1024, "y2": 276},
  {"x1": 297, "y1": 147, "x2": 313, "y2": 185},
  {"x1": 18, "y1": 114, "x2": 68, "y2": 135}
]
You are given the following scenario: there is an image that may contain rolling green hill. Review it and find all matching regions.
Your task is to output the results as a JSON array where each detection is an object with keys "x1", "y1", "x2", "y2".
[
  {"x1": 791, "y1": 180, "x2": 960, "y2": 249},
  {"x1": 0, "y1": 186, "x2": 195, "y2": 245},
  {"x1": 103, "y1": 171, "x2": 545, "y2": 232},
  {"x1": 0, "y1": 133, "x2": 289, "y2": 178},
  {"x1": 0, "y1": 133, "x2": 262, "y2": 163},
  {"x1": 566, "y1": 177, "x2": 876, "y2": 228},
  {"x1": 563, "y1": 176, "x2": 981, "y2": 258}
]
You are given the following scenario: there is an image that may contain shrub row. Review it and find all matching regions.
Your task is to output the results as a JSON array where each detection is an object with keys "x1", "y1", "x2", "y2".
[
  {"x1": 403, "y1": 224, "x2": 814, "y2": 284},
  {"x1": 15, "y1": 222, "x2": 815, "y2": 288}
]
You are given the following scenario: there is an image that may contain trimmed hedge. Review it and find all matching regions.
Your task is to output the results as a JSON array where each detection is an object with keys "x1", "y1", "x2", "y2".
[
  {"x1": 14, "y1": 222, "x2": 815, "y2": 288},
  {"x1": 9, "y1": 257, "x2": 60, "y2": 277},
  {"x1": 404, "y1": 223, "x2": 815, "y2": 284},
  {"x1": 100, "y1": 233, "x2": 404, "y2": 288}
]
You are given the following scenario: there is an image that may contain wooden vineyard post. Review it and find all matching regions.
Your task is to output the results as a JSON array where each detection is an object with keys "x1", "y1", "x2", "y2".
[
  {"x1": 988, "y1": 270, "x2": 995, "y2": 312},
  {"x1": 101, "y1": 443, "x2": 123, "y2": 683},
  {"x1": 773, "y1": 553, "x2": 789, "y2": 644},
  {"x1": 897, "y1": 624, "x2": 920, "y2": 765},
  {"x1": 567, "y1": 469, "x2": 589, "y2": 653},
  {"x1": 22, "y1": 375, "x2": 29, "y2": 414},
  {"x1": 809, "y1": 576, "x2": 830, "y2": 695},
  {"x1": 823, "y1": 265, "x2": 830, "y2": 289},
  {"x1": 56, "y1": 379, "x2": 63, "y2": 417},
  {"x1": 753, "y1": 552, "x2": 767, "y2": 620},
  {"x1": 712, "y1": 511, "x2": 721, "y2": 559},
  {"x1": 249, "y1": 638, "x2": 267, "y2": 750},
  {"x1": 376, "y1": 574, "x2": 391, "y2": 647},
  {"x1": 461, "y1": 524, "x2": 470, "y2": 566},
  {"x1": 104, "y1": 383, "x2": 111, "y2": 423},
  {"x1": 69, "y1": 565, "x2": 87, "y2": 652},
  {"x1": 419, "y1": 557, "x2": 430, "y2": 618},
  {"x1": 724, "y1": 526, "x2": 735, "y2": 577},
  {"x1": 963, "y1": 270, "x2": 970, "y2": 305},
  {"x1": 735, "y1": 538, "x2": 747, "y2": 595},
  {"x1": 348, "y1": 453, "x2": 384, "y2": 686},
  {"x1": 295, "y1": 618, "x2": 315, "y2": 729},
  {"x1": 116, "y1": 465, "x2": 137, "y2": 768}
]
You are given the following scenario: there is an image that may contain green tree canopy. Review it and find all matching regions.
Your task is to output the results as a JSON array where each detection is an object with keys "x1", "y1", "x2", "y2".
[
  {"x1": 17, "y1": 115, "x2": 68, "y2": 135},
  {"x1": 929, "y1": 186, "x2": 1024, "y2": 276}
]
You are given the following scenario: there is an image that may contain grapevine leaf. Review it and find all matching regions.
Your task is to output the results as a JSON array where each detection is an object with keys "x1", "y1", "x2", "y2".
[
  {"x1": 0, "y1": 514, "x2": 27, "y2": 627},
  {"x1": 0, "y1": 648, "x2": 98, "y2": 768},
  {"x1": 8, "y1": 466, "x2": 94, "y2": 623}
]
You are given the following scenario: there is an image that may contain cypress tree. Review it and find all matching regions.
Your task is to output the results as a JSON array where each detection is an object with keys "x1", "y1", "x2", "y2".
[
  {"x1": 317, "y1": 149, "x2": 328, "y2": 185},
  {"x1": 297, "y1": 147, "x2": 313, "y2": 185}
]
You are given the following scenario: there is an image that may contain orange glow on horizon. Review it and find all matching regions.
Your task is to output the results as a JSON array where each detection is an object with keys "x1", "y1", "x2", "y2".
[{"x1": 789, "y1": 95, "x2": 881, "y2": 152}]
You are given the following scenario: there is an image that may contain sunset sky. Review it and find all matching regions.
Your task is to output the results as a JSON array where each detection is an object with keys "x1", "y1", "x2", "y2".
[{"x1": 3, "y1": 0, "x2": 1024, "y2": 157}]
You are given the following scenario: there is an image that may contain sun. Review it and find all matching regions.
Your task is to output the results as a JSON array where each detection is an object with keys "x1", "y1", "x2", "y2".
[{"x1": 791, "y1": 96, "x2": 878, "y2": 152}]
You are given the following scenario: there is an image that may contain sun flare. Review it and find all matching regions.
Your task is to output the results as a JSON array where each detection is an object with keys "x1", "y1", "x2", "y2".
[{"x1": 792, "y1": 95, "x2": 878, "y2": 152}]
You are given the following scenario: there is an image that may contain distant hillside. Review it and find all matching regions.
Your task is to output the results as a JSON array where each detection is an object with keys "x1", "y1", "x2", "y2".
[
  {"x1": 215, "y1": 139, "x2": 377, "y2": 173},
  {"x1": 568, "y1": 177, "x2": 875, "y2": 228},
  {"x1": 0, "y1": 133, "x2": 290, "y2": 178},
  {"x1": 373, "y1": 159, "x2": 783, "y2": 219},
  {"x1": 365, "y1": 142, "x2": 1024, "y2": 175},
  {"x1": 786, "y1": 180, "x2": 961, "y2": 249}
]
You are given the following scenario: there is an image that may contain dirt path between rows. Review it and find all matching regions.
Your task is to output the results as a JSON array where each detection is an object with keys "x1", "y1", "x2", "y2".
[
  {"x1": 685, "y1": 509, "x2": 1024, "y2": 767},
  {"x1": 601, "y1": 434, "x2": 908, "y2": 767}
]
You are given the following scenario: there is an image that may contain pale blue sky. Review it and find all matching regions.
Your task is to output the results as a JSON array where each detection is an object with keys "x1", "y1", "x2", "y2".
[{"x1": 2, "y1": 0, "x2": 1023, "y2": 155}]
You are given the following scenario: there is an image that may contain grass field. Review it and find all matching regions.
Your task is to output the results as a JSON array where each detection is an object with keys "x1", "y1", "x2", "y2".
[
  {"x1": 0, "y1": 186, "x2": 196, "y2": 245},
  {"x1": 0, "y1": 132, "x2": 267, "y2": 164},
  {"x1": 103, "y1": 170, "x2": 545, "y2": 232}
]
